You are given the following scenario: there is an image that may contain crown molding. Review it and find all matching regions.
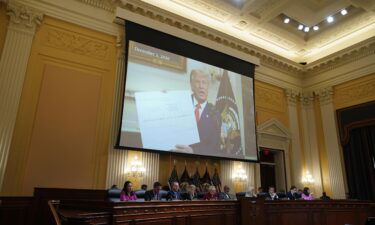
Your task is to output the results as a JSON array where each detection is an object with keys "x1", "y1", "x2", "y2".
[
  {"x1": 5, "y1": 0, "x2": 375, "y2": 91},
  {"x1": 304, "y1": 36, "x2": 375, "y2": 76}
]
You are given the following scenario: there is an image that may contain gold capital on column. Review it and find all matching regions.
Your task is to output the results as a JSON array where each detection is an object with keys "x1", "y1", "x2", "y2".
[
  {"x1": 6, "y1": 2, "x2": 43, "y2": 32},
  {"x1": 315, "y1": 86, "x2": 334, "y2": 106}
]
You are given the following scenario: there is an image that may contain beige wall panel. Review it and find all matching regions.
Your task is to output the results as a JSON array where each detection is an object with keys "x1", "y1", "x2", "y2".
[
  {"x1": 334, "y1": 73, "x2": 375, "y2": 109},
  {"x1": 2, "y1": 17, "x2": 116, "y2": 195},
  {"x1": 22, "y1": 65, "x2": 101, "y2": 194},
  {"x1": 0, "y1": 3, "x2": 9, "y2": 59}
]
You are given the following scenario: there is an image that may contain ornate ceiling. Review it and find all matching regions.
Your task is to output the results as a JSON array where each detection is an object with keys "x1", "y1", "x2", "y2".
[{"x1": 119, "y1": 0, "x2": 375, "y2": 64}]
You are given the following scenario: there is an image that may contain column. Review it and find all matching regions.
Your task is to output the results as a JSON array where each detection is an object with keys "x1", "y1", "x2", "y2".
[
  {"x1": 285, "y1": 89, "x2": 303, "y2": 188},
  {"x1": 0, "y1": 2, "x2": 42, "y2": 189},
  {"x1": 300, "y1": 92, "x2": 323, "y2": 196},
  {"x1": 316, "y1": 87, "x2": 346, "y2": 199}
]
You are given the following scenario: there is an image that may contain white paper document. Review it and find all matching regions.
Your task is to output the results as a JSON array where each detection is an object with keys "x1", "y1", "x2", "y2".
[{"x1": 135, "y1": 90, "x2": 200, "y2": 151}]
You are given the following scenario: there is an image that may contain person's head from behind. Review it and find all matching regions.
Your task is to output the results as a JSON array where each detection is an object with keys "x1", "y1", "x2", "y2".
[
  {"x1": 141, "y1": 184, "x2": 147, "y2": 191},
  {"x1": 153, "y1": 182, "x2": 162, "y2": 193},
  {"x1": 290, "y1": 185, "x2": 297, "y2": 193},
  {"x1": 123, "y1": 181, "x2": 133, "y2": 194},
  {"x1": 208, "y1": 185, "x2": 216, "y2": 195},
  {"x1": 303, "y1": 187, "x2": 310, "y2": 196},
  {"x1": 258, "y1": 187, "x2": 263, "y2": 193},
  {"x1": 171, "y1": 181, "x2": 179, "y2": 192},
  {"x1": 224, "y1": 185, "x2": 230, "y2": 193},
  {"x1": 190, "y1": 70, "x2": 209, "y2": 104},
  {"x1": 188, "y1": 184, "x2": 196, "y2": 194},
  {"x1": 268, "y1": 186, "x2": 275, "y2": 194},
  {"x1": 322, "y1": 192, "x2": 327, "y2": 197}
]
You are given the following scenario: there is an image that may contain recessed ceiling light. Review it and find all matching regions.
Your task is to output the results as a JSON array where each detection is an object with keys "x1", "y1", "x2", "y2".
[
  {"x1": 327, "y1": 16, "x2": 334, "y2": 23},
  {"x1": 313, "y1": 26, "x2": 319, "y2": 31},
  {"x1": 341, "y1": 9, "x2": 348, "y2": 15},
  {"x1": 304, "y1": 27, "x2": 310, "y2": 32},
  {"x1": 298, "y1": 24, "x2": 304, "y2": 30},
  {"x1": 284, "y1": 18, "x2": 290, "y2": 24}
]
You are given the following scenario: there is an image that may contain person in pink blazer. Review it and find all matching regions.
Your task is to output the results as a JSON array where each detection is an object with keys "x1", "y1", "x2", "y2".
[
  {"x1": 120, "y1": 181, "x2": 138, "y2": 201},
  {"x1": 301, "y1": 187, "x2": 314, "y2": 200}
]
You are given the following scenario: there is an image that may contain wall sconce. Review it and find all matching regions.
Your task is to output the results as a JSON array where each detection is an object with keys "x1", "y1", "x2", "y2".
[
  {"x1": 125, "y1": 156, "x2": 146, "y2": 178},
  {"x1": 232, "y1": 165, "x2": 248, "y2": 182},
  {"x1": 301, "y1": 171, "x2": 315, "y2": 184}
]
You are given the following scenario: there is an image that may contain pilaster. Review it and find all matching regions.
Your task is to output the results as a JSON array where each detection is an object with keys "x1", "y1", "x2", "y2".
[
  {"x1": 285, "y1": 88, "x2": 303, "y2": 188},
  {"x1": 0, "y1": 1, "x2": 42, "y2": 189},
  {"x1": 300, "y1": 92, "x2": 323, "y2": 196},
  {"x1": 315, "y1": 86, "x2": 346, "y2": 199}
]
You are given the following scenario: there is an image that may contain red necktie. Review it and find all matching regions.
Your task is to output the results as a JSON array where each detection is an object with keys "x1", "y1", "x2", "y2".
[{"x1": 195, "y1": 103, "x2": 201, "y2": 124}]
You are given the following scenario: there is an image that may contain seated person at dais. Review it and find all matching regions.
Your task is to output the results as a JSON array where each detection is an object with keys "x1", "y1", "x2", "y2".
[
  {"x1": 141, "y1": 184, "x2": 148, "y2": 191},
  {"x1": 203, "y1": 185, "x2": 219, "y2": 200},
  {"x1": 286, "y1": 185, "x2": 300, "y2": 200},
  {"x1": 320, "y1": 192, "x2": 331, "y2": 200},
  {"x1": 301, "y1": 187, "x2": 314, "y2": 200},
  {"x1": 265, "y1": 186, "x2": 279, "y2": 200},
  {"x1": 219, "y1": 185, "x2": 236, "y2": 200},
  {"x1": 120, "y1": 181, "x2": 137, "y2": 201},
  {"x1": 144, "y1": 182, "x2": 163, "y2": 201},
  {"x1": 245, "y1": 187, "x2": 257, "y2": 198},
  {"x1": 166, "y1": 181, "x2": 182, "y2": 201},
  {"x1": 182, "y1": 184, "x2": 198, "y2": 200}
]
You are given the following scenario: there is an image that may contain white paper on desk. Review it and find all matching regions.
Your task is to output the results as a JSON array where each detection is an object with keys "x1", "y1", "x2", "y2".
[{"x1": 135, "y1": 90, "x2": 200, "y2": 151}]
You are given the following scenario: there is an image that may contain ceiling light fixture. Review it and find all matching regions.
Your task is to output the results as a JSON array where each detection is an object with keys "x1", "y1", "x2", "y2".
[
  {"x1": 284, "y1": 18, "x2": 290, "y2": 24},
  {"x1": 327, "y1": 16, "x2": 334, "y2": 23},
  {"x1": 298, "y1": 24, "x2": 304, "y2": 30},
  {"x1": 313, "y1": 26, "x2": 319, "y2": 31},
  {"x1": 341, "y1": 9, "x2": 348, "y2": 15},
  {"x1": 304, "y1": 27, "x2": 310, "y2": 32}
]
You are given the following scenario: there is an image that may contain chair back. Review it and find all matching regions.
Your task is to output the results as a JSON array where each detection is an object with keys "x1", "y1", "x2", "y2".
[{"x1": 48, "y1": 200, "x2": 61, "y2": 225}]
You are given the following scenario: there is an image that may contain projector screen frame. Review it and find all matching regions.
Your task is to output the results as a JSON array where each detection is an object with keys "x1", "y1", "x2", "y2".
[{"x1": 115, "y1": 21, "x2": 259, "y2": 163}]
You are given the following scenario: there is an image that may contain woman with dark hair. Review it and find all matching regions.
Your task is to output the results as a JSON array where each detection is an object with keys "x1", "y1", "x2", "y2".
[
  {"x1": 301, "y1": 187, "x2": 314, "y2": 200},
  {"x1": 120, "y1": 181, "x2": 137, "y2": 201}
]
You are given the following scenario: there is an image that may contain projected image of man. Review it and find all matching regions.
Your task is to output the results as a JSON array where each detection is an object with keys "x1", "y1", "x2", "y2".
[{"x1": 175, "y1": 70, "x2": 221, "y2": 156}]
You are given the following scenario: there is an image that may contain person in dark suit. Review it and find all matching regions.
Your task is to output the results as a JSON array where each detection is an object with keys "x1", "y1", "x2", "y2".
[
  {"x1": 144, "y1": 182, "x2": 162, "y2": 201},
  {"x1": 265, "y1": 186, "x2": 279, "y2": 200},
  {"x1": 166, "y1": 181, "x2": 182, "y2": 201},
  {"x1": 286, "y1": 185, "x2": 300, "y2": 200},
  {"x1": 182, "y1": 184, "x2": 198, "y2": 200},
  {"x1": 174, "y1": 70, "x2": 221, "y2": 156},
  {"x1": 219, "y1": 185, "x2": 236, "y2": 200}
]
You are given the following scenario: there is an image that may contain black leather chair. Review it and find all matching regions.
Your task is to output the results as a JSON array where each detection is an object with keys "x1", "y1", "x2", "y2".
[{"x1": 107, "y1": 188, "x2": 121, "y2": 202}]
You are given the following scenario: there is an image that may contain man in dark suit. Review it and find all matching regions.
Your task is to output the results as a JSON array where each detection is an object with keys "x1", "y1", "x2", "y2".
[
  {"x1": 174, "y1": 70, "x2": 221, "y2": 156},
  {"x1": 286, "y1": 185, "x2": 300, "y2": 200},
  {"x1": 166, "y1": 181, "x2": 182, "y2": 201},
  {"x1": 144, "y1": 182, "x2": 162, "y2": 201}
]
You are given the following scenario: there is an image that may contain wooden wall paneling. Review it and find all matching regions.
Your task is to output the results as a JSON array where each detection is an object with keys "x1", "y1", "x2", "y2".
[{"x1": 0, "y1": 197, "x2": 34, "y2": 225}]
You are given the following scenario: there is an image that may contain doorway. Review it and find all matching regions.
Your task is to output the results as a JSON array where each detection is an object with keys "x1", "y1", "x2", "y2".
[{"x1": 260, "y1": 148, "x2": 287, "y2": 192}]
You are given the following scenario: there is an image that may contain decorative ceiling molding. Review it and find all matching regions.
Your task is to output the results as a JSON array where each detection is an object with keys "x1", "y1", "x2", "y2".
[
  {"x1": 33, "y1": 0, "x2": 375, "y2": 82},
  {"x1": 304, "y1": 36, "x2": 375, "y2": 75},
  {"x1": 171, "y1": 0, "x2": 231, "y2": 22}
]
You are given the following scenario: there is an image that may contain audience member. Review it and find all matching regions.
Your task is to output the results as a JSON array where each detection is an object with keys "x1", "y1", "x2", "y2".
[
  {"x1": 166, "y1": 182, "x2": 182, "y2": 200},
  {"x1": 301, "y1": 187, "x2": 314, "y2": 200},
  {"x1": 182, "y1": 184, "x2": 198, "y2": 200},
  {"x1": 320, "y1": 192, "x2": 331, "y2": 200},
  {"x1": 120, "y1": 181, "x2": 137, "y2": 201},
  {"x1": 286, "y1": 185, "x2": 300, "y2": 200},
  {"x1": 219, "y1": 185, "x2": 236, "y2": 200},
  {"x1": 144, "y1": 182, "x2": 162, "y2": 201},
  {"x1": 265, "y1": 186, "x2": 279, "y2": 200},
  {"x1": 204, "y1": 185, "x2": 219, "y2": 200},
  {"x1": 141, "y1": 184, "x2": 148, "y2": 191}
]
